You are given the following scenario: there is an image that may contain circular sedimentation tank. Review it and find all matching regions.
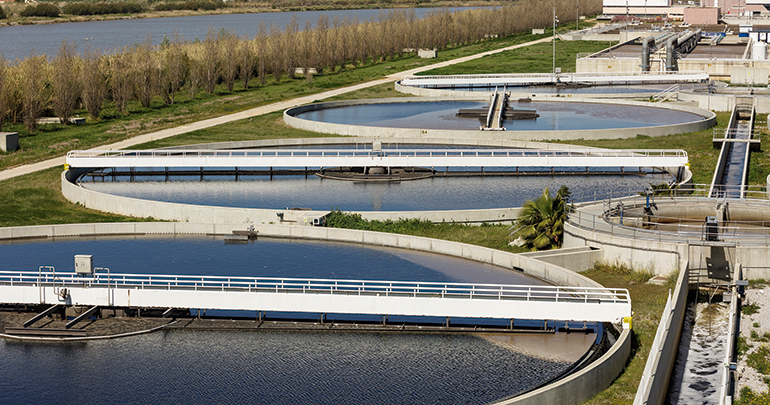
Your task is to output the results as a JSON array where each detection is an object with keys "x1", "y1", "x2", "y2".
[
  {"x1": 76, "y1": 142, "x2": 671, "y2": 214},
  {"x1": 0, "y1": 235, "x2": 599, "y2": 404},
  {"x1": 284, "y1": 97, "x2": 716, "y2": 140}
]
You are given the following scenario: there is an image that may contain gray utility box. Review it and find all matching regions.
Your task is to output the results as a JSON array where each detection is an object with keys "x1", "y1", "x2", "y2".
[
  {"x1": 75, "y1": 255, "x2": 94, "y2": 275},
  {"x1": 705, "y1": 216, "x2": 719, "y2": 241},
  {"x1": 0, "y1": 132, "x2": 19, "y2": 152}
]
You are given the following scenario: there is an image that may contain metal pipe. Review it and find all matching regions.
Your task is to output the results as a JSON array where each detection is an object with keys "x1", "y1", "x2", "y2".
[
  {"x1": 641, "y1": 35, "x2": 655, "y2": 72},
  {"x1": 666, "y1": 36, "x2": 677, "y2": 71}
]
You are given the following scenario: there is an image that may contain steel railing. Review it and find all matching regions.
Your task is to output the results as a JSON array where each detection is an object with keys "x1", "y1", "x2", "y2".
[
  {"x1": 402, "y1": 71, "x2": 708, "y2": 81},
  {"x1": 567, "y1": 189, "x2": 770, "y2": 245},
  {"x1": 0, "y1": 270, "x2": 630, "y2": 304},
  {"x1": 66, "y1": 149, "x2": 688, "y2": 160}
]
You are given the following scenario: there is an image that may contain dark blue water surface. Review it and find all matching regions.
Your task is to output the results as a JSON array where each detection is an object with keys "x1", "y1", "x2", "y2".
[
  {"x1": 0, "y1": 8, "x2": 477, "y2": 61},
  {"x1": 295, "y1": 100, "x2": 706, "y2": 131},
  {"x1": 83, "y1": 174, "x2": 665, "y2": 211},
  {"x1": 0, "y1": 236, "x2": 582, "y2": 404}
]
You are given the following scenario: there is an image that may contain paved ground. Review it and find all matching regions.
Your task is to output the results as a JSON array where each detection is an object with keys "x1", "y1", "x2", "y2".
[{"x1": 0, "y1": 37, "x2": 552, "y2": 183}]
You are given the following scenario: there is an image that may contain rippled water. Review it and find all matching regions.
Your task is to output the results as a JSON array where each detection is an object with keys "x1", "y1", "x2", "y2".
[
  {"x1": 82, "y1": 174, "x2": 662, "y2": 211},
  {"x1": 0, "y1": 330, "x2": 569, "y2": 404},
  {"x1": 667, "y1": 300, "x2": 730, "y2": 404},
  {"x1": 295, "y1": 101, "x2": 706, "y2": 131},
  {"x1": 0, "y1": 236, "x2": 589, "y2": 403}
]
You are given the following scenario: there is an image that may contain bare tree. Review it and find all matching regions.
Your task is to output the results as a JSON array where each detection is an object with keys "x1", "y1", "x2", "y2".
[
  {"x1": 219, "y1": 31, "x2": 239, "y2": 92},
  {"x1": 282, "y1": 16, "x2": 298, "y2": 79},
  {"x1": 52, "y1": 39, "x2": 82, "y2": 125},
  {"x1": 21, "y1": 53, "x2": 49, "y2": 132},
  {"x1": 239, "y1": 39, "x2": 255, "y2": 90},
  {"x1": 255, "y1": 23, "x2": 268, "y2": 85},
  {"x1": 109, "y1": 51, "x2": 133, "y2": 114},
  {"x1": 132, "y1": 43, "x2": 160, "y2": 108},
  {"x1": 161, "y1": 32, "x2": 188, "y2": 105},
  {"x1": 201, "y1": 28, "x2": 220, "y2": 94},
  {"x1": 187, "y1": 56, "x2": 203, "y2": 100},
  {"x1": 81, "y1": 46, "x2": 107, "y2": 120},
  {"x1": 0, "y1": 56, "x2": 7, "y2": 127},
  {"x1": 268, "y1": 24, "x2": 283, "y2": 82}
]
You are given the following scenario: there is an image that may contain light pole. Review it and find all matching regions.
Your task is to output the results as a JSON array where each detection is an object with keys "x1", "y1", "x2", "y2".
[
  {"x1": 576, "y1": 0, "x2": 579, "y2": 30},
  {"x1": 553, "y1": 6, "x2": 559, "y2": 74}
]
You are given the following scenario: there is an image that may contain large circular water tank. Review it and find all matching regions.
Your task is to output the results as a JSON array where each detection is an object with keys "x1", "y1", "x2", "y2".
[{"x1": 753, "y1": 41, "x2": 768, "y2": 60}]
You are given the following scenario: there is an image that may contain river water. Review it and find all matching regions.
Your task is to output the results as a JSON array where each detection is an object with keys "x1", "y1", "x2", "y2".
[
  {"x1": 0, "y1": 236, "x2": 594, "y2": 404},
  {"x1": 0, "y1": 7, "x2": 475, "y2": 61}
]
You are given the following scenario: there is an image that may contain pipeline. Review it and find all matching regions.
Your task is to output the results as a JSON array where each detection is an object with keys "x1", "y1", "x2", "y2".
[{"x1": 641, "y1": 35, "x2": 655, "y2": 72}]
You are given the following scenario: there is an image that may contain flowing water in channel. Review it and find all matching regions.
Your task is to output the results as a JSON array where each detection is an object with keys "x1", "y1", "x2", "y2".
[{"x1": 667, "y1": 300, "x2": 730, "y2": 404}]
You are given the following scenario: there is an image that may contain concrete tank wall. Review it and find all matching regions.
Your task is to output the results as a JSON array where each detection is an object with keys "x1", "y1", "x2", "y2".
[{"x1": 499, "y1": 328, "x2": 631, "y2": 405}]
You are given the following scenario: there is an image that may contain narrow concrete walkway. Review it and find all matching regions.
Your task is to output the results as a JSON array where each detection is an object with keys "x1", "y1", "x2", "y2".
[{"x1": 0, "y1": 37, "x2": 551, "y2": 182}]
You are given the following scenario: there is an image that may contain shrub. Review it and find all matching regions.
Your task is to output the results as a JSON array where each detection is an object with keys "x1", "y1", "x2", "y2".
[
  {"x1": 745, "y1": 304, "x2": 762, "y2": 316},
  {"x1": 0, "y1": 6, "x2": 6, "y2": 19},
  {"x1": 154, "y1": 0, "x2": 225, "y2": 11},
  {"x1": 63, "y1": 2, "x2": 146, "y2": 16},
  {"x1": 20, "y1": 3, "x2": 61, "y2": 17}
]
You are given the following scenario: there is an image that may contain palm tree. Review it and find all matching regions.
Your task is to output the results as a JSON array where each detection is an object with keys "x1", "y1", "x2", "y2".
[{"x1": 509, "y1": 186, "x2": 571, "y2": 251}]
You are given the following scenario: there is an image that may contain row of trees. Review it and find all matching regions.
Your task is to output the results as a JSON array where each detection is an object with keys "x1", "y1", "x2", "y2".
[{"x1": 0, "y1": 0, "x2": 601, "y2": 132}]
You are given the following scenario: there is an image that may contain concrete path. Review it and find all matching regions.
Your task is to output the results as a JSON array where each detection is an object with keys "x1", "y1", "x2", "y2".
[{"x1": 0, "y1": 36, "x2": 552, "y2": 182}]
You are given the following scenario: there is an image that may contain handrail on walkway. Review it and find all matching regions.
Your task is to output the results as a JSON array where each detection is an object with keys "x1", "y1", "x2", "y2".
[
  {"x1": 0, "y1": 270, "x2": 631, "y2": 304},
  {"x1": 66, "y1": 149, "x2": 688, "y2": 160}
]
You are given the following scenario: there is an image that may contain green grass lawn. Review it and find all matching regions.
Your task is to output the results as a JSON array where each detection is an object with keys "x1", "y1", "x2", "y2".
[{"x1": 419, "y1": 40, "x2": 611, "y2": 75}]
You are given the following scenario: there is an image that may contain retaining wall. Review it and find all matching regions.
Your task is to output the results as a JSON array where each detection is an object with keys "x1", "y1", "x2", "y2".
[
  {"x1": 284, "y1": 97, "x2": 716, "y2": 141},
  {"x1": 564, "y1": 221, "x2": 688, "y2": 275},
  {"x1": 499, "y1": 328, "x2": 631, "y2": 405},
  {"x1": 634, "y1": 264, "x2": 691, "y2": 404},
  {"x1": 679, "y1": 91, "x2": 770, "y2": 113}
]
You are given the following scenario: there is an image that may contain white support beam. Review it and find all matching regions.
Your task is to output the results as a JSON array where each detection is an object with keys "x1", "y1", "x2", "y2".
[{"x1": 66, "y1": 149, "x2": 688, "y2": 170}]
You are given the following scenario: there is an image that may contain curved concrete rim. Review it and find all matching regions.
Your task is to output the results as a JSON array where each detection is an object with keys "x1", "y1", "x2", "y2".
[
  {"x1": 394, "y1": 80, "x2": 661, "y2": 99},
  {"x1": 283, "y1": 97, "x2": 717, "y2": 141},
  {"x1": 0, "y1": 221, "x2": 629, "y2": 404}
]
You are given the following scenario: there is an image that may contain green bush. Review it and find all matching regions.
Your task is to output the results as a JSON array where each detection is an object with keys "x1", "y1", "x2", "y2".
[
  {"x1": 154, "y1": 0, "x2": 225, "y2": 11},
  {"x1": 745, "y1": 304, "x2": 762, "y2": 315},
  {"x1": 0, "y1": 6, "x2": 6, "y2": 19},
  {"x1": 63, "y1": 2, "x2": 145, "y2": 16},
  {"x1": 20, "y1": 3, "x2": 61, "y2": 17}
]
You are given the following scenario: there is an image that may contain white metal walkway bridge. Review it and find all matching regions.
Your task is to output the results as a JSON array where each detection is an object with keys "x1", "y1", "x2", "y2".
[
  {"x1": 65, "y1": 149, "x2": 688, "y2": 170},
  {"x1": 399, "y1": 72, "x2": 710, "y2": 88},
  {"x1": 0, "y1": 270, "x2": 632, "y2": 324}
]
